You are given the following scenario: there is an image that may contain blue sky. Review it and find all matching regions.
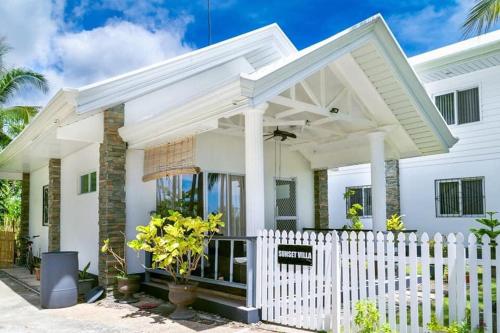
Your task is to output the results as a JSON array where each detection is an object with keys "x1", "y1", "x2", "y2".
[{"x1": 0, "y1": 0, "x2": 497, "y2": 105}]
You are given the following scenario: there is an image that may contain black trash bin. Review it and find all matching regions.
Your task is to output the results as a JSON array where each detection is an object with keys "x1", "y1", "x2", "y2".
[{"x1": 41, "y1": 251, "x2": 78, "y2": 309}]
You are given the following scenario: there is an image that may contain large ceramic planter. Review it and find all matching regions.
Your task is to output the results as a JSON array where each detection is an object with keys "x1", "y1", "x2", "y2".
[
  {"x1": 168, "y1": 282, "x2": 197, "y2": 320},
  {"x1": 116, "y1": 275, "x2": 141, "y2": 303}
]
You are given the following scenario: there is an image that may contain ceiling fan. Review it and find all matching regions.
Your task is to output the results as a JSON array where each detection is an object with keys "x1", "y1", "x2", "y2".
[{"x1": 264, "y1": 126, "x2": 297, "y2": 141}]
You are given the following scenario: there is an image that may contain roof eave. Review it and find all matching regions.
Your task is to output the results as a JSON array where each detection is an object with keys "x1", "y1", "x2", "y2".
[
  {"x1": 371, "y1": 18, "x2": 458, "y2": 152},
  {"x1": 0, "y1": 88, "x2": 78, "y2": 169}
]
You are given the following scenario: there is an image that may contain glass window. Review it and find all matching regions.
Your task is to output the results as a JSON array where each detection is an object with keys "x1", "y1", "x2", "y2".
[
  {"x1": 156, "y1": 174, "x2": 203, "y2": 217},
  {"x1": 80, "y1": 172, "x2": 96, "y2": 194},
  {"x1": 42, "y1": 185, "x2": 48, "y2": 226},
  {"x1": 90, "y1": 172, "x2": 97, "y2": 192},
  {"x1": 345, "y1": 186, "x2": 372, "y2": 218},
  {"x1": 435, "y1": 87, "x2": 479, "y2": 125},
  {"x1": 435, "y1": 177, "x2": 484, "y2": 217},
  {"x1": 206, "y1": 173, "x2": 245, "y2": 236},
  {"x1": 435, "y1": 92, "x2": 455, "y2": 125}
]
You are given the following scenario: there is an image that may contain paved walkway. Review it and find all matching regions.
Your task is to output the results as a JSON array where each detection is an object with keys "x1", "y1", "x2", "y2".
[{"x1": 0, "y1": 270, "x2": 305, "y2": 333}]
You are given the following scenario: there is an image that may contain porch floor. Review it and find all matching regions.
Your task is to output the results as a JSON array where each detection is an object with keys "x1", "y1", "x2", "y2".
[
  {"x1": 0, "y1": 270, "x2": 307, "y2": 333},
  {"x1": 1, "y1": 265, "x2": 40, "y2": 293}
]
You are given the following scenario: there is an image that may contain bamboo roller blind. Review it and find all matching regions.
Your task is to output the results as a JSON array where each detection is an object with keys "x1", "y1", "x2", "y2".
[{"x1": 143, "y1": 136, "x2": 200, "y2": 182}]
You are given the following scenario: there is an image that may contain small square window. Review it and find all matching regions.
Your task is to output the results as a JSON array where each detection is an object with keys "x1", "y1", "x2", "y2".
[
  {"x1": 345, "y1": 186, "x2": 372, "y2": 218},
  {"x1": 435, "y1": 87, "x2": 480, "y2": 125},
  {"x1": 80, "y1": 172, "x2": 97, "y2": 194}
]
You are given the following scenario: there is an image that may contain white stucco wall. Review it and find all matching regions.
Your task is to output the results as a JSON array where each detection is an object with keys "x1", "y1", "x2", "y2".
[
  {"x1": 60, "y1": 143, "x2": 100, "y2": 275},
  {"x1": 328, "y1": 164, "x2": 373, "y2": 229},
  {"x1": 125, "y1": 149, "x2": 156, "y2": 274},
  {"x1": 328, "y1": 66, "x2": 500, "y2": 236},
  {"x1": 195, "y1": 131, "x2": 314, "y2": 231},
  {"x1": 29, "y1": 165, "x2": 49, "y2": 257}
]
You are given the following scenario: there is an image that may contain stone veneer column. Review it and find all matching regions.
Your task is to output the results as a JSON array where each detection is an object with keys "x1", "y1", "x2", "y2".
[
  {"x1": 314, "y1": 169, "x2": 329, "y2": 230},
  {"x1": 385, "y1": 159, "x2": 400, "y2": 217},
  {"x1": 48, "y1": 158, "x2": 61, "y2": 251},
  {"x1": 98, "y1": 104, "x2": 126, "y2": 288},
  {"x1": 19, "y1": 173, "x2": 30, "y2": 263}
]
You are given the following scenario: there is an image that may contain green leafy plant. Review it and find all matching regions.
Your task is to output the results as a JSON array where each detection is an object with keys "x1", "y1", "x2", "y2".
[
  {"x1": 427, "y1": 315, "x2": 484, "y2": 333},
  {"x1": 470, "y1": 211, "x2": 500, "y2": 243},
  {"x1": 353, "y1": 300, "x2": 394, "y2": 333},
  {"x1": 79, "y1": 262, "x2": 91, "y2": 280},
  {"x1": 386, "y1": 214, "x2": 405, "y2": 231},
  {"x1": 128, "y1": 211, "x2": 224, "y2": 284},
  {"x1": 343, "y1": 189, "x2": 364, "y2": 230},
  {"x1": 101, "y1": 234, "x2": 128, "y2": 277}
]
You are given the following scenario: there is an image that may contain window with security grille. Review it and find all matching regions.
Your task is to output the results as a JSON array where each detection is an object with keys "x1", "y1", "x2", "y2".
[
  {"x1": 435, "y1": 177, "x2": 485, "y2": 217},
  {"x1": 345, "y1": 186, "x2": 372, "y2": 217},
  {"x1": 275, "y1": 178, "x2": 297, "y2": 231},
  {"x1": 435, "y1": 87, "x2": 480, "y2": 125}
]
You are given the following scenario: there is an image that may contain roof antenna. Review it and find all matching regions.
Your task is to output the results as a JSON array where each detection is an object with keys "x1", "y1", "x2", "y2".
[{"x1": 207, "y1": 0, "x2": 212, "y2": 46}]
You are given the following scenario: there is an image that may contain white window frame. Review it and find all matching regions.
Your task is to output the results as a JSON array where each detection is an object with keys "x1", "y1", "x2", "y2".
[
  {"x1": 345, "y1": 185, "x2": 372, "y2": 218},
  {"x1": 79, "y1": 171, "x2": 97, "y2": 195},
  {"x1": 435, "y1": 176, "x2": 485, "y2": 218},
  {"x1": 433, "y1": 85, "x2": 481, "y2": 126}
]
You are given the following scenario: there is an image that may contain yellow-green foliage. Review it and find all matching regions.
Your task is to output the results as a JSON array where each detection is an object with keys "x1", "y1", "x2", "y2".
[
  {"x1": 353, "y1": 300, "x2": 395, "y2": 333},
  {"x1": 348, "y1": 203, "x2": 364, "y2": 230},
  {"x1": 427, "y1": 315, "x2": 472, "y2": 333},
  {"x1": 128, "y1": 211, "x2": 224, "y2": 284},
  {"x1": 386, "y1": 214, "x2": 405, "y2": 231}
]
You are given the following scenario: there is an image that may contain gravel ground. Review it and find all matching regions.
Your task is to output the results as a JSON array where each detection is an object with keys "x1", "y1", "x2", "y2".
[{"x1": 0, "y1": 271, "x2": 307, "y2": 333}]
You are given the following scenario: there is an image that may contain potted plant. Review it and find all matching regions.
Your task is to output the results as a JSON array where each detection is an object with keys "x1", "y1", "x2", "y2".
[
  {"x1": 101, "y1": 234, "x2": 141, "y2": 303},
  {"x1": 128, "y1": 211, "x2": 223, "y2": 320},
  {"x1": 78, "y1": 262, "x2": 95, "y2": 296}
]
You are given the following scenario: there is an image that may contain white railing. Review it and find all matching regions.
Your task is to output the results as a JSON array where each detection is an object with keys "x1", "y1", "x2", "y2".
[{"x1": 256, "y1": 230, "x2": 499, "y2": 332}]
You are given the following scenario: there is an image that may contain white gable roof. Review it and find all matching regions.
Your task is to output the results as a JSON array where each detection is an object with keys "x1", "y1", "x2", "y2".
[
  {"x1": 241, "y1": 15, "x2": 457, "y2": 156},
  {"x1": 410, "y1": 28, "x2": 500, "y2": 82}
]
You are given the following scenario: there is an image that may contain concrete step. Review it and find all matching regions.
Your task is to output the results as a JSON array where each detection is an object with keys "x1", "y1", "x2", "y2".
[{"x1": 142, "y1": 281, "x2": 260, "y2": 323}]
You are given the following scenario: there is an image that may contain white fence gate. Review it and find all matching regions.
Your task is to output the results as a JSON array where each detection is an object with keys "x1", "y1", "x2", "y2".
[{"x1": 256, "y1": 230, "x2": 499, "y2": 332}]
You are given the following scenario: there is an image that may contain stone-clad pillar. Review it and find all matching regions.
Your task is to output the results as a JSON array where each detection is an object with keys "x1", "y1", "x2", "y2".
[
  {"x1": 19, "y1": 173, "x2": 30, "y2": 263},
  {"x1": 48, "y1": 158, "x2": 61, "y2": 251},
  {"x1": 385, "y1": 159, "x2": 400, "y2": 217},
  {"x1": 314, "y1": 169, "x2": 329, "y2": 230},
  {"x1": 98, "y1": 104, "x2": 126, "y2": 288}
]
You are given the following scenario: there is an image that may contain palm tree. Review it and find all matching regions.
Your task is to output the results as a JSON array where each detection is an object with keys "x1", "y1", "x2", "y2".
[
  {"x1": 0, "y1": 37, "x2": 48, "y2": 148},
  {"x1": 463, "y1": 0, "x2": 500, "y2": 37}
]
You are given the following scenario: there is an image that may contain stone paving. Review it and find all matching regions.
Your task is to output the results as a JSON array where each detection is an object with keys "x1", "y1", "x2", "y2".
[{"x1": 0, "y1": 270, "x2": 306, "y2": 333}]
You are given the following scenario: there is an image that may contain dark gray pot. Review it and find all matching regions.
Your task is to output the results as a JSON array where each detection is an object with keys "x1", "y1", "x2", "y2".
[{"x1": 78, "y1": 279, "x2": 95, "y2": 296}]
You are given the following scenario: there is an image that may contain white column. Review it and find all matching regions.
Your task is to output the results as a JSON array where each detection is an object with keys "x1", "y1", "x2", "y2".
[
  {"x1": 369, "y1": 131, "x2": 386, "y2": 231},
  {"x1": 245, "y1": 103, "x2": 268, "y2": 236}
]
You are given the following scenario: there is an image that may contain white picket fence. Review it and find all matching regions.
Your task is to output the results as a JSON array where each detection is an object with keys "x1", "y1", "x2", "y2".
[{"x1": 256, "y1": 230, "x2": 499, "y2": 332}]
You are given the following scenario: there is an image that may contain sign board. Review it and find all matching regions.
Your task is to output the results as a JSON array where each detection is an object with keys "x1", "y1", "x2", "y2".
[{"x1": 277, "y1": 244, "x2": 313, "y2": 266}]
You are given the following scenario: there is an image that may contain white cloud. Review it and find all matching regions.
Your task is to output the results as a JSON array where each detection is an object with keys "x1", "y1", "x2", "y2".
[
  {"x1": 0, "y1": 0, "x2": 193, "y2": 106},
  {"x1": 53, "y1": 20, "x2": 192, "y2": 88},
  {"x1": 388, "y1": 0, "x2": 476, "y2": 55}
]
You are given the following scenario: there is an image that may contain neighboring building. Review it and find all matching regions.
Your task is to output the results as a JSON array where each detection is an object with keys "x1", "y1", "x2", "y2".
[
  {"x1": 329, "y1": 29, "x2": 500, "y2": 236},
  {"x1": 0, "y1": 15, "x2": 455, "y2": 291}
]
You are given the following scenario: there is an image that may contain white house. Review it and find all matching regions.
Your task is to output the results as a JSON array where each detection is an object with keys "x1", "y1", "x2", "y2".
[
  {"x1": 329, "y1": 28, "x2": 500, "y2": 236},
  {"x1": 0, "y1": 14, "x2": 455, "y2": 293}
]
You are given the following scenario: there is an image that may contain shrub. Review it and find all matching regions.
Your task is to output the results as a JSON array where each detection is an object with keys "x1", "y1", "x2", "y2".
[
  {"x1": 353, "y1": 300, "x2": 395, "y2": 333},
  {"x1": 128, "y1": 211, "x2": 223, "y2": 284},
  {"x1": 386, "y1": 214, "x2": 405, "y2": 231}
]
